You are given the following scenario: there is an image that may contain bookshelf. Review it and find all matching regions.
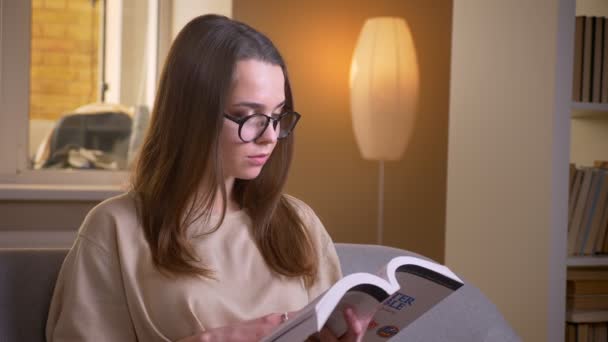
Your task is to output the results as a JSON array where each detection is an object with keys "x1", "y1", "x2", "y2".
[
  {"x1": 566, "y1": 3, "x2": 608, "y2": 341},
  {"x1": 447, "y1": 1, "x2": 593, "y2": 339}
]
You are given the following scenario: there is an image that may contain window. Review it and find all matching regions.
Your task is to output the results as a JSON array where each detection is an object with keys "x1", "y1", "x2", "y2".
[
  {"x1": 0, "y1": 0, "x2": 231, "y2": 199},
  {"x1": 0, "y1": 0, "x2": 160, "y2": 199}
]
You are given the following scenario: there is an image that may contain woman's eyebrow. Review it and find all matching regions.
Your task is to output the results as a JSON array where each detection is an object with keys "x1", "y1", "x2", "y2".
[{"x1": 233, "y1": 100, "x2": 286, "y2": 111}]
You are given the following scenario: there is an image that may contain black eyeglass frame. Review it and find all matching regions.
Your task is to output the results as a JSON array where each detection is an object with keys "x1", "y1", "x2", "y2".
[{"x1": 223, "y1": 111, "x2": 301, "y2": 143}]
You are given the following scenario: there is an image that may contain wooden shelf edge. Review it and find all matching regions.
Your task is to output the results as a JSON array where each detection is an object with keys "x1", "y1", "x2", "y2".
[
  {"x1": 567, "y1": 256, "x2": 608, "y2": 267},
  {"x1": 567, "y1": 310, "x2": 608, "y2": 323},
  {"x1": 572, "y1": 102, "x2": 608, "y2": 118}
]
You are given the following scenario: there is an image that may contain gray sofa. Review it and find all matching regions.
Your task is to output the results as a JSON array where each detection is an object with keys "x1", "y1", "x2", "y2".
[{"x1": 0, "y1": 243, "x2": 520, "y2": 341}]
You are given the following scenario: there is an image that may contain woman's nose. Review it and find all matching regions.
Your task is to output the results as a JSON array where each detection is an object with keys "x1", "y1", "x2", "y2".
[{"x1": 255, "y1": 121, "x2": 278, "y2": 144}]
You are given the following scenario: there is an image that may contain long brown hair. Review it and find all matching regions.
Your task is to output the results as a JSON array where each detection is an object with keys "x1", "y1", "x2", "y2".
[{"x1": 131, "y1": 14, "x2": 318, "y2": 285}]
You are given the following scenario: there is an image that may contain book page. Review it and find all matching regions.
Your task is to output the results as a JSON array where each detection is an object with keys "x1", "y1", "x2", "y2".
[
  {"x1": 375, "y1": 264, "x2": 391, "y2": 282},
  {"x1": 323, "y1": 284, "x2": 389, "y2": 337},
  {"x1": 362, "y1": 268, "x2": 462, "y2": 341},
  {"x1": 261, "y1": 273, "x2": 393, "y2": 342}
]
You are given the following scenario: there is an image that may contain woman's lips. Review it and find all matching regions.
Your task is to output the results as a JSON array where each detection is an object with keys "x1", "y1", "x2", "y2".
[{"x1": 247, "y1": 154, "x2": 269, "y2": 166}]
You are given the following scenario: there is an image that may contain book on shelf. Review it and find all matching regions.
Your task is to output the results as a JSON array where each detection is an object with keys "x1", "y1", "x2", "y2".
[
  {"x1": 594, "y1": 323, "x2": 607, "y2": 341},
  {"x1": 570, "y1": 163, "x2": 579, "y2": 201},
  {"x1": 261, "y1": 256, "x2": 463, "y2": 342},
  {"x1": 574, "y1": 16, "x2": 608, "y2": 104},
  {"x1": 602, "y1": 18, "x2": 608, "y2": 103},
  {"x1": 566, "y1": 322, "x2": 608, "y2": 342},
  {"x1": 568, "y1": 267, "x2": 608, "y2": 281},
  {"x1": 570, "y1": 168, "x2": 585, "y2": 228},
  {"x1": 579, "y1": 323, "x2": 589, "y2": 342},
  {"x1": 574, "y1": 16, "x2": 584, "y2": 101},
  {"x1": 594, "y1": 162, "x2": 608, "y2": 253},
  {"x1": 569, "y1": 167, "x2": 594, "y2": 255},
  {"x1": 596, "y1": 208, "x2": 608, "y2": 254},
  {"x1": 582, "y1": 16, "x2": 594, "y2": 102},
  {"x1": 592, "y1": 17, "x2": 604, "y2": 103},
  {"x1": 567, "y1": 294, "x2": 608, "y2": 311},
  {"x1": 566, "y1": 323, "x2": 576, "y2": 342},
  {"x1": 586, "y1": 172, "x2": 608, "y2": 255},
  {"x1": 594, "y1": 160, "x2": 608, "y2": 169},
  {"x1": 568, "y1": 164, "x2": 608, "y2": 256},
  {"x1": 579, "y1": 170, "x2": 606, "y2": 255},
  {"x1": 567, "y1": 269, "x2": 608, "y2": 315},
  {"x1": 568, "y1": 279, "x2": 608, "y2": 296},
  {"x1": 576, "y1": 169, "x2": 601, "y2": 253}
]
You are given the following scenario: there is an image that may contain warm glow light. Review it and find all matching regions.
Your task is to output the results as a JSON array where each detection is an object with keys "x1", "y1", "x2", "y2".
[{"x1": 350, "y1": 17, "x2": 419, "y2": 161}]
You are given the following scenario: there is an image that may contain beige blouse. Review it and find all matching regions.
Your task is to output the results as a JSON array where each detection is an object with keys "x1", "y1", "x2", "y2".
[{"x1": 46, "y1": 193, "x2": 342, "y2": 341}]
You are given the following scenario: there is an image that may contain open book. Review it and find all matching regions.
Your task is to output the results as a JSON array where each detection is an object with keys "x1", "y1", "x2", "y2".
[{"x1": 262, "y1": 256, "x2": 464, "y2": 341}]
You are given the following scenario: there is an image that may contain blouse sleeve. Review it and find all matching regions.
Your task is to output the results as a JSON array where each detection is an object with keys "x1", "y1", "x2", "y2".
[{"x1": 46, "y1": 211, "x2": 137, "y2": 341}]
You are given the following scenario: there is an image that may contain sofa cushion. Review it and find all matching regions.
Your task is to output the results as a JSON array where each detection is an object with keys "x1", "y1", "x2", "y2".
[
  {"x1": 0, "y1": 248, "x2": 68, "y2": 342},
  {"x1": 334, "y1": 243, "x2": 520, "y2": 342}
]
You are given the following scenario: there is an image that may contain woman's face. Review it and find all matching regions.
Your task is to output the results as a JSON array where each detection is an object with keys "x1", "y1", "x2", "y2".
[{"x1": 220, "y1": 59, "x2": 285, "y2": 181}]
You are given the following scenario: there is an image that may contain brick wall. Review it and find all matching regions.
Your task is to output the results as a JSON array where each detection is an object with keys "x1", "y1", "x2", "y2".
[{"x1": 30, "y1": 0, "x2": 100, "y2": 121}]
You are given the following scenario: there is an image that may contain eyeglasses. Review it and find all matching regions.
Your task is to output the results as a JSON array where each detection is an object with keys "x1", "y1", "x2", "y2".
[{"x1": 223, "y1": 111, "x2": 301, "y2": 143}]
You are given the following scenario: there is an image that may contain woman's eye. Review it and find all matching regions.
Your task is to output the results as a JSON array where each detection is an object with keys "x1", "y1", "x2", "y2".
[{"x1": 231, "y1": 112, "x2": 251, "y2": 119}]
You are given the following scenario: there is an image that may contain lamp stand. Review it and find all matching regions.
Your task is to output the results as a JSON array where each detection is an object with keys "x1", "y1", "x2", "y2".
[{"x1": 377, "y1": 160, "x2": 384, "y2": 245}]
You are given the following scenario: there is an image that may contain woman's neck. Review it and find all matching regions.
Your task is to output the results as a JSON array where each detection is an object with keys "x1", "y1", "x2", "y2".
[
  {"x1": 198, "y1": 176, "x2": 241, "y2": 214},
  {"x1": 214, "y1": 177, "x2": 240, "y2": 214}
]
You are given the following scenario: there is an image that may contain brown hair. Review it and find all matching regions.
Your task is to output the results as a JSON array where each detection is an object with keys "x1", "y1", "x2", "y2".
[{"x1": 131, "y1": 14, "x2": 318, "y2": 285}]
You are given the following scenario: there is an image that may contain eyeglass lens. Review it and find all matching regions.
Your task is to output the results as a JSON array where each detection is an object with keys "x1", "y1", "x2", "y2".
[{"x1": 240, "y1": 112, "x2": 297, "y2": 141}]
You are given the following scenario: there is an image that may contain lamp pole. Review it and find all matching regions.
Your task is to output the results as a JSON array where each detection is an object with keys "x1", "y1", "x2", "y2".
[{"x1": 377, "y1": 160, "x2": 384, "y2": 245}]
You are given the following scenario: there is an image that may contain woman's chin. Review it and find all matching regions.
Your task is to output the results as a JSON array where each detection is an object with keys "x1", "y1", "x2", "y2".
[{"x1": 235, "y1": 169, "x2": 263, "y2": 180}]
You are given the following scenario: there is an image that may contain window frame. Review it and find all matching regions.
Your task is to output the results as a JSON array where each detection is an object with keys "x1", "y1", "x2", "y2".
[{"x1": 0, "y1": 0, "x2": 161, "y2": 200}]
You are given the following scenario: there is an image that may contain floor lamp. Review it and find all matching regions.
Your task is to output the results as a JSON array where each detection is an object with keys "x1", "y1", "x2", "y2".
[{"x1": 349, "y1": 17, "x2": 419, "y2": 245}]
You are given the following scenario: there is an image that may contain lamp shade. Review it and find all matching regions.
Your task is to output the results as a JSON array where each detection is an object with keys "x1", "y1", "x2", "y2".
[{"x1": 349, "y1": 17, "x2": 419, "y2": 161}]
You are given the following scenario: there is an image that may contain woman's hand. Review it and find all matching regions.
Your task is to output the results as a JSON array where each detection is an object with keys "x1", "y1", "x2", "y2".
[
  {"x1": 310, "y1": 306, "x2": 372, "y2": 342},
  {"x1": 176, "y1": 313, "x2": 284, "y2": 342}
]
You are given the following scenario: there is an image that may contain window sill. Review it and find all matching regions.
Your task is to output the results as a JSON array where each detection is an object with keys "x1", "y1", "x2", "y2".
[
  {"x1": 0, "y1": 184, "x2": 124, "y2": 201},
  {"x1": 0, "y1": 231, "x2": 76, "y2": 248}
]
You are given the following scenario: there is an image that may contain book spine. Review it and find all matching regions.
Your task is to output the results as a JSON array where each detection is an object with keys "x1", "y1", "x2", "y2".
[
  {"x1": 579, "y1": 170, "x2": 604, "y2": 254},
  {"x1": 569, "y1": 168, "x2": 593, "y2": 255},
  {"x1": 569, "y1": 168, "x2": 584, "y2": 229},
  {"x1": 582, "y1": 17, "x2": 594, "y2": 102},
  {"x1": 602, "y1": 17, "x2": 608, "y2": 103},
  {"x1": 574, "y1": 16, "x2": 584, "y2": 101},
  {"x1": 593, "y1": 17, "x2": 604, "y2": 102}
]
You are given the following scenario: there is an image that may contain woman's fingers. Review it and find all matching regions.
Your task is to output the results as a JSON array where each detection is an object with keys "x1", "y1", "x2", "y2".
[
  {"x1": 319, "y1": 327, "x2": 339, "y2": 341},
  {"x1": 186, "y1": 313, "x2": 285, "y2": 342},
  {"x1": 339, "y1": 308, "x2": 359, "y2": 342},
  {"x1": 339, "y1": 306, "x2": 371, "y2": 342},
  {"x1": 344, "y1": 307, "x2": 363, "y2": 335},
  {"x1": 246, "y1": 313, "x2": 285, "y2": 340}
]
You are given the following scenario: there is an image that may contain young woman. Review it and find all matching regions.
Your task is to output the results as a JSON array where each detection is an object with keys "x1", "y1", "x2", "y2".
[{"x1": 46, "y1": 14, "x2": 368, "y2": 342}]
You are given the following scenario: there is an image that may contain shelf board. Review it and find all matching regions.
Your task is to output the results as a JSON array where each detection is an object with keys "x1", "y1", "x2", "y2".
[
  {"x1": 572, "y1": 102, "x2": 608, "y2": 118},
  {"x1": 567, "y1": 310, "x2": 608, "y2": 323},
  {"x1": 567, "y1": 256, "x2": 608, "y2": 267}
]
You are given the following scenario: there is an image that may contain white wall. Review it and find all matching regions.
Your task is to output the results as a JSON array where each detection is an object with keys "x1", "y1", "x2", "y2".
[
  {"x1": 571, "y1": 119, "x2": 608, "y2": 165},
  {"x1": 577, "y1": 0, "x2": 608, "y2": 16},
  {"x1": 446, "y1": 0, "x2": 572, "y2": 341},
  {"x1": 105, "y1": 0, "x2": 122, "y2": 103},
  {"x1": 105, "y1": 0, "x2": 157, "y2": 109},
  {"x1": 157, "y1": 0, "x2": 233, "y2": 97},
  {"x1": 120, "y1": 0, "x2": 149, "y2": 107},
  {"x1": 172, "y1": 0, "x2": 232, "y2": 39}
]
